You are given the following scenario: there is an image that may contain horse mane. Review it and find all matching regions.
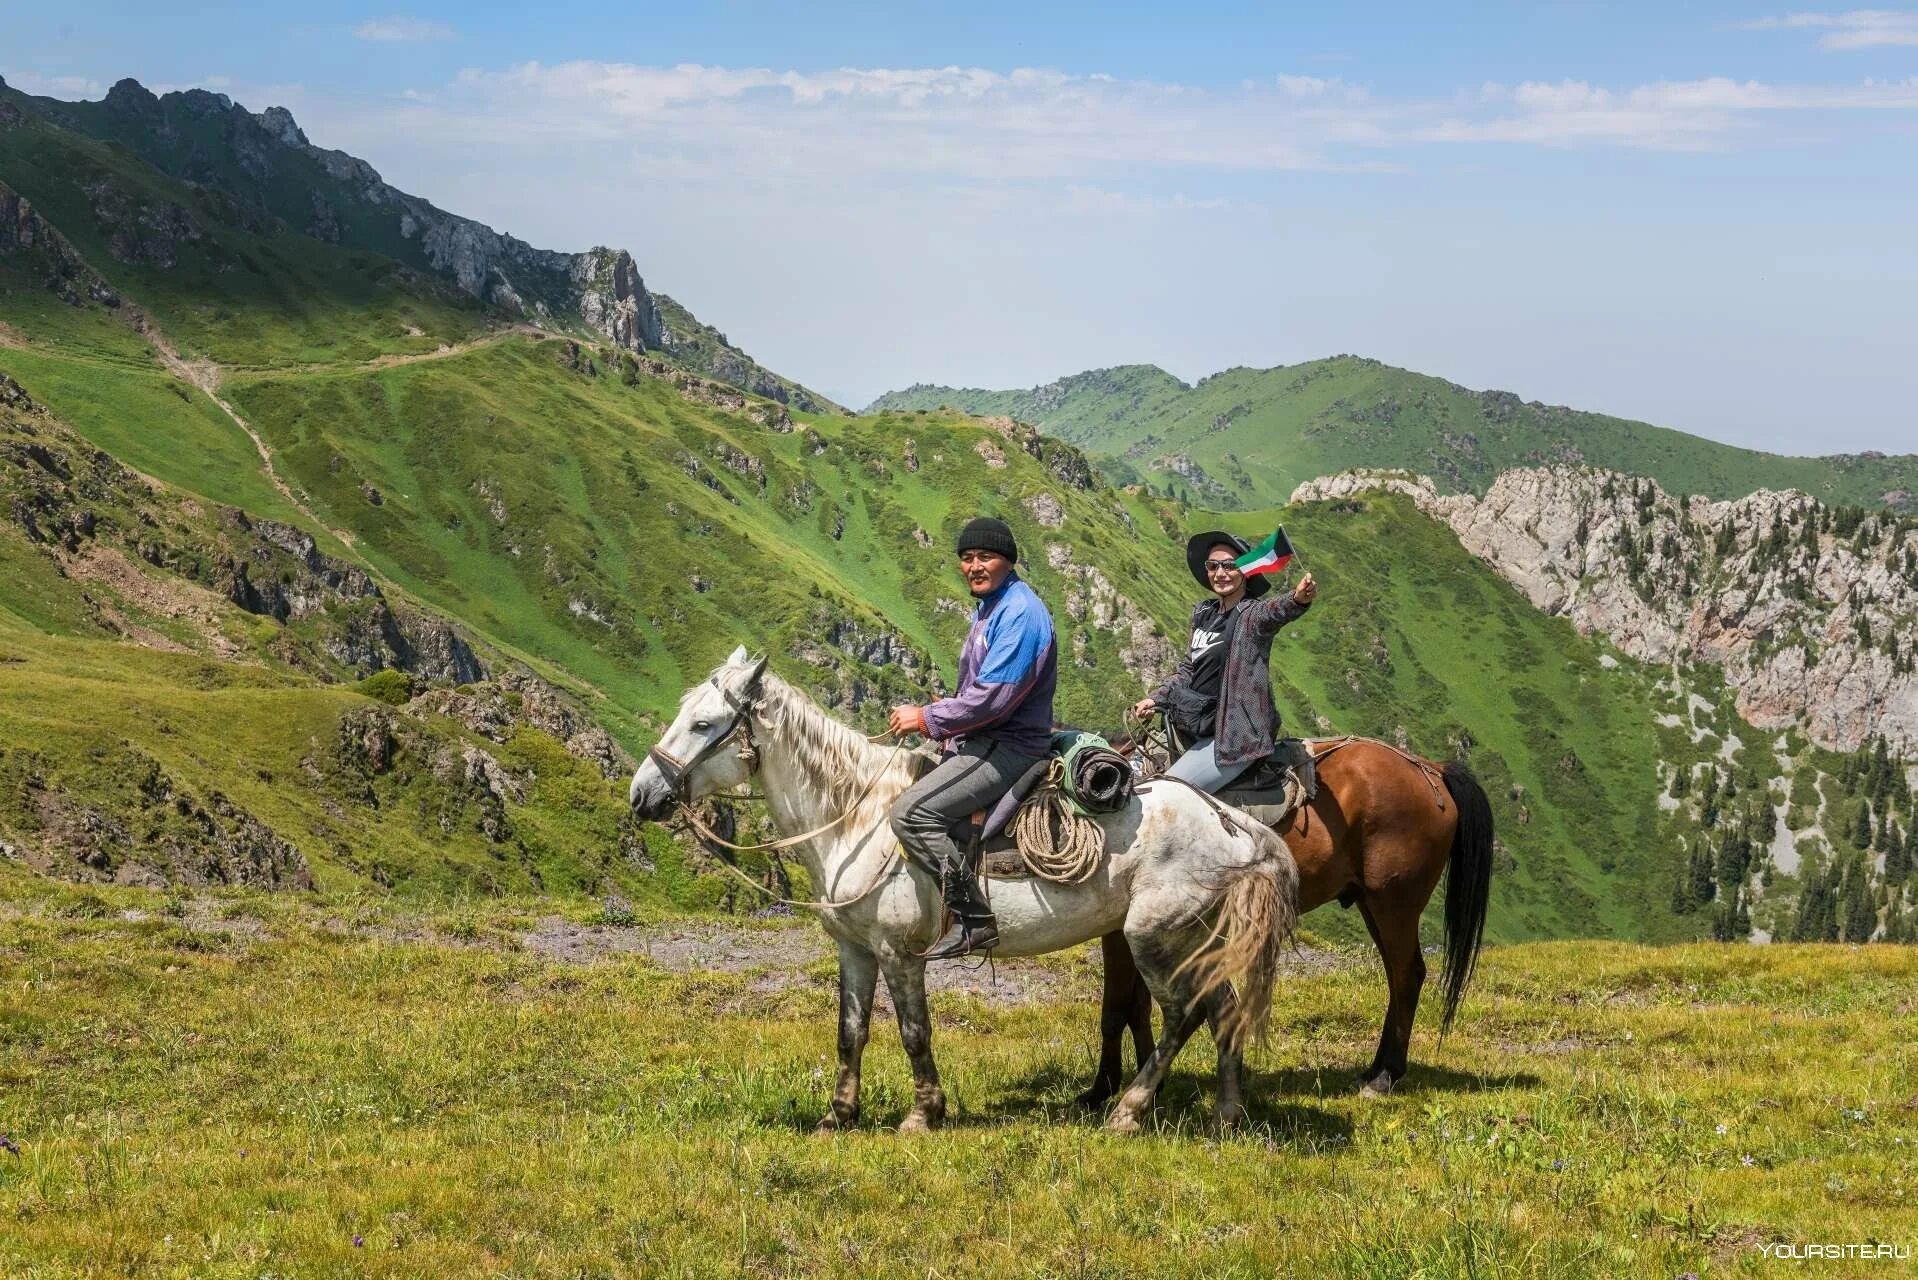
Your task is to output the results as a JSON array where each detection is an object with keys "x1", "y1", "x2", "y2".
[{"x1": 747, "y1": 671, "x2": 916, "y2": 811}]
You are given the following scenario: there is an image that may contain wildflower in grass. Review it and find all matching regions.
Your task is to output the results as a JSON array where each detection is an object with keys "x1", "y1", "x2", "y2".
[
  {"x1": 1715, "y1": 1123, "x2": 1728, "y2": 1135},
  {"x1": 1740, "y1": 1155, "x2": 1755, "y2": 1167}
]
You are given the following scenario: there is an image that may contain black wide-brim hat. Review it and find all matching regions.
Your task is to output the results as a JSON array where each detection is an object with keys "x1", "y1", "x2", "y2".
[{"x1": 1186, "y1": 531, "x2": 1271, "y2": 598}]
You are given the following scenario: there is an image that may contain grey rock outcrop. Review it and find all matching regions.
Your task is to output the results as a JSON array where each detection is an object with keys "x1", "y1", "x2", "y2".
[
  {"x1": 1294, "y1": 467, "x2": 1918, "y2": 753},
  {"x1": 1044, "y1": 542, "x2": 1175, "y2": 686},
  {"x1": 408, "y1": 666, "x2": 635, "y2": 779}
]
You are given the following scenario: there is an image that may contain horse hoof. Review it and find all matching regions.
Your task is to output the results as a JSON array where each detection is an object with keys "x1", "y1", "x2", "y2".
[
  {"x1": 1215, "y1": 1103, "x2": 1244, "y2": 1130},
  {"x1": 1358, "y1": 1076, "x2": 1394, "y2": 1099},
  {"x1": 1106, "y1": 1109, "x2": 1144, "y2": 1136},
  {"x1": 898, "y1": 1110, "x2": 940, "y2": 1135},
  {"x1": 1074, "y1": 1088, "x2": 1114, "y2": 1111},
  {"x1": 815, "y1": 1112, "x2": 854, "y2": 1134}
]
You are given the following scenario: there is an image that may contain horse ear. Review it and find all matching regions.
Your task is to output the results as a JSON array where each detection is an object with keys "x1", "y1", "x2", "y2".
[
  {"x1": 726, "y1": 644, "x2": 749, "y2": 665},
  {"x1": 741, "y1": 652, "x2": 770, "y2": 694}
]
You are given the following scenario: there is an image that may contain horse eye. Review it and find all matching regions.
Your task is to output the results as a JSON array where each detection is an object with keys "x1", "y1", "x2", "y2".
[{"x1": 693, "y1": 720, "x2": 713, "y2": 732}]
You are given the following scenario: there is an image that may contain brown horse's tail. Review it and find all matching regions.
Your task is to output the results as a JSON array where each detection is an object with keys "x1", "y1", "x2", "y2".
[{"x1": 1438, "y1": 761, "x2": 1494, "y2": 1042}]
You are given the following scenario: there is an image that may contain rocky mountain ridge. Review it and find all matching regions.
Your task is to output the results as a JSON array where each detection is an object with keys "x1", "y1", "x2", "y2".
[
  {"x1": 1293, "y1": 468, "x2": 1918, "y2": 755},
  {"x1": 1, "y1": 75, "x2": 836, "y2": 411}
]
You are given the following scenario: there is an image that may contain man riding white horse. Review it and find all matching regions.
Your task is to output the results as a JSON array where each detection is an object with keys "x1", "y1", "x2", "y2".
[{"x1": 886, "y1": 515, "x2": 1057, "y2": 960}]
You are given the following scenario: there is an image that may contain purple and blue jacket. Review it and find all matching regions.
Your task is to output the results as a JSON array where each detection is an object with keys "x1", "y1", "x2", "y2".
[{"x1": 922, "y1": 573, "x2": 1057, "y2": 757}]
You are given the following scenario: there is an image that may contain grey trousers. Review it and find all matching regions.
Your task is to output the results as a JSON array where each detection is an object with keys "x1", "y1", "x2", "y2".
[
  {"x1": 889, "y1": 737, "x2": 1042, "y2": 877},
  {"x1": 1163, "y1": 736, "x2": 1250, "y2": 793}
]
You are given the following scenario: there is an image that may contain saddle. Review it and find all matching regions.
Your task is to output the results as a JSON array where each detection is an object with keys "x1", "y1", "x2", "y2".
[{"x1": 1213, "y1": 737, "x2": 1319, "y2": 830}]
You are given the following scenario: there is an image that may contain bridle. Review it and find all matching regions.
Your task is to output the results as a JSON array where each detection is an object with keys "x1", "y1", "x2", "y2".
[
  {"x1": 639, "y1": 669, "x2": 914, "y2": 912},
  {"x1": 645, "y1": 672, "x2": 762, "y2": 802}
]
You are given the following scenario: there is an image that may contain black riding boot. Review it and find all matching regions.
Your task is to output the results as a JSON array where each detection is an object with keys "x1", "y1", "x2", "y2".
[{"x1": 923, "y1": 840, "x2": 999, "y2": 960}]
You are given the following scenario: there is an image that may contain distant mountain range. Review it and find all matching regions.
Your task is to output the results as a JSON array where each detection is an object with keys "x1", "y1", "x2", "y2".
[
  {"x1": 1, "y1": 74, "x2": 1912, "y2": 945},
  {"x1": 867, "y1": 359, "x2": 1918, "y2": 512}
]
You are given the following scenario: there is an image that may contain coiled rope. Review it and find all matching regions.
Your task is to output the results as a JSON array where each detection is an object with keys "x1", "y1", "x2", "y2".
[{"x1": 1009, "y1": 759, "x2": 1105, "y2": 884}]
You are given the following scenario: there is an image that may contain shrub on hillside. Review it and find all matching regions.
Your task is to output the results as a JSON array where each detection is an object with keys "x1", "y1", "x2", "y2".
[{"x1": 356, "y1": 669, "x2": 414, "y2": 706}]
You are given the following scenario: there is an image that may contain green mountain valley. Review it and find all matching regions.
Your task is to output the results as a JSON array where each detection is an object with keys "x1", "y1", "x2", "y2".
[{"x1": 1, "y1": 76, "x2": 1913, "y2": 953}]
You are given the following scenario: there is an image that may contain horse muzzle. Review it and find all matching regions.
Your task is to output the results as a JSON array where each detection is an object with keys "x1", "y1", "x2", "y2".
[{"x1": 628, "y1": 760, "x2": 676, "y2": 821}]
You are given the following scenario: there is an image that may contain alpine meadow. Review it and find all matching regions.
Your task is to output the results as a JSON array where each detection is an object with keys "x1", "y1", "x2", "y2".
[{"x1": 1, "y1": 62, "x2": 1915, "y2": 1280}]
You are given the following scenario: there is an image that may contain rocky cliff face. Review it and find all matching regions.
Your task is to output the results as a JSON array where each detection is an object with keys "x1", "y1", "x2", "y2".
[
  {"x1": 0, "y1": 179, "x2": 123, "y2": 308},
  {"x1": 1294, "y1": 468, "x2": 1918, "y2": 754}
]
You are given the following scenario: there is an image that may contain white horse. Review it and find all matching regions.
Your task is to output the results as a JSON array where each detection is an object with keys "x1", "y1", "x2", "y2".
[{"x1": 629, "y1": 648, "x2": 1300, "y2": 1134}]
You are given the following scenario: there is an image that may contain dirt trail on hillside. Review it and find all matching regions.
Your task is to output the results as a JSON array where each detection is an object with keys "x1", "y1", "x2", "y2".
[
  {"x1": 303, "y1": 324, "x2": 548, "y2": 376},
  {"x1": 133, "y1": 321, "x2": 553, "y2": 552},
  {"x1": 131, "y1": 313, "x2": 360, "y2": 549}
]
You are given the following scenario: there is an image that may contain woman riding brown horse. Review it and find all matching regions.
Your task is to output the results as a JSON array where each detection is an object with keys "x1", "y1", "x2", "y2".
[{"x1": 1085, "y1": 734, "x2": 1495, "y2": 1103}]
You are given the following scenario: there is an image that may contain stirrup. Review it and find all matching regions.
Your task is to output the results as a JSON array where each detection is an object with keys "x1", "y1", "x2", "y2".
[{"x1": 921, "y1": 917, "x2": 999, "y2": 961}]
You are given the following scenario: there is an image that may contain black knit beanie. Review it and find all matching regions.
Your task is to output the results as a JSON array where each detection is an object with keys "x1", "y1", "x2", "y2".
[{"x1": 955, "y1": 516, "x2": 1018, "y2": 563}]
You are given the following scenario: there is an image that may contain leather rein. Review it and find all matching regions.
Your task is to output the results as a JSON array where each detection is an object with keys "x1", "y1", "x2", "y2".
[{"x1": 647, "y1": 675, "x2": 909, "y2": 911}]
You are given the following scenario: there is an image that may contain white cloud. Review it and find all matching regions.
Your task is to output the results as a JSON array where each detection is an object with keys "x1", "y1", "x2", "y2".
[
  {"x1": 327, "y1": 60, "x2": 1918, "y2": 178},
  {"x1": 352, "y1": 16, "x2": 455, "y2": 43},
  {"x1": 1, "y1": 71, "x2": 104, "y2": 97},
  {"x1": 1431, "y1": 75, "x2": 1918, "y2": 148},
  {"x1": 1739, "y1": 10, "x2": 1918, "y2": 50}
]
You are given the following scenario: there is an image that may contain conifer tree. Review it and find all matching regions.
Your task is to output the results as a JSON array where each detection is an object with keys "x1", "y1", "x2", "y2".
[
  {"x1": 1854, "y1": 803, "x2": 1873, "y2": 849},
  {"x1": 1885, "y1": 823, "x2": 1911, "y2": 885},
  {"x1": 1689, "y1": 846, "x2": 1716, "y2": 907},
  {"x1": 1671, "y1": 867, "x2": 1696, "y2": 916},
  {"x1": 1839, "y1": 861, "x2": 1878, "y2": 942},
  {"x1": 1792, "y1": 866, "x2": 1836, "y2": 941}
]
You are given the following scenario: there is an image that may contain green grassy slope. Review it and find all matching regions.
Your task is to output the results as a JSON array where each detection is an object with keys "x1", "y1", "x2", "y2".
[
  {"x1": 869, "y1": 357, "x2": 1918, "y2": 511},
  {"x1": 0, "y1": 383, "x2": 699, "y2": 901},
  {"x1": 0, "y1": 600, "x2": 673, "y2": 899},
  {"x1": 0, "y1": 262, "x2": 318, "y2": 525},
  {"x1": 221, "y1": 341, "x2": 1182, "y2": 741},
  {"x1": 1, "y1": 306, "x2": 1730, "y2": 937}
]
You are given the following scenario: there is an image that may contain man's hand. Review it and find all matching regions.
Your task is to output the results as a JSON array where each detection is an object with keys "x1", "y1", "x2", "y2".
[
  {"x1": 1292, "y1": 572, "x2": 1317, "y2": 605},
  {"x1": 889, "y1": 704, "x2": 928, "y2": 737},
  {"x1": 1130, "y1": 696, "x2": 1158, "y2": 721}
]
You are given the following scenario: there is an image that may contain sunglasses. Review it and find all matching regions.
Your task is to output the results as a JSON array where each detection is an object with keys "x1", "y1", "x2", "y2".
[{"x1": 1203, "y1": 559, "x2": 1240, "y2": 573}]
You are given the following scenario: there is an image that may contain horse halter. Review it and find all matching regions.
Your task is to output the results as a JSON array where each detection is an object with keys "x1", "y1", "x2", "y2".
[{"x1": 645, "y1": 674, "x2": 762, "y2": 801}]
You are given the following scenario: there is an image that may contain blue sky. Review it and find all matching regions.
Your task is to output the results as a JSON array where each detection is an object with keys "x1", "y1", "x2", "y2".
[{"x1": 9, "y1": 3, "x2": 1918, "y2": 453}]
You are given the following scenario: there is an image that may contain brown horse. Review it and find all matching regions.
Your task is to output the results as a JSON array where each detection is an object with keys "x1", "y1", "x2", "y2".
[{"x1": 1082, "y1": 737, "x2": 1495, "y2": 1104}]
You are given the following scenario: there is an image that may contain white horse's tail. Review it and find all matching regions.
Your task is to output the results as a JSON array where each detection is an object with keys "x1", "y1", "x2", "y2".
[{"x1": 1176, "y1": 818, "x2": 1299, "y2": 1050}]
